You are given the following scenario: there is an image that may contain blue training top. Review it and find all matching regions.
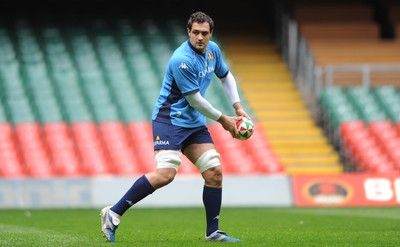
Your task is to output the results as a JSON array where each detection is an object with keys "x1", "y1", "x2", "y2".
[{"x1": 152, "y1": 40, "x2": 229, "y2": 128}]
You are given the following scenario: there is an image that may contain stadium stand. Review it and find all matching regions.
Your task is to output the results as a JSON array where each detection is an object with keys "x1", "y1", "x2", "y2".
[
  {"x1": 0, "y1": 9, "x2": 287, "y2": 177},
  {"x1": 290, "y1": 0, "x2": 400, "y2": 174},
  {"x1": 291, "y1": 0, "x2": 400, "y2": 87},
  {"x1": 218, "y1": 33, "x2": 342, "y2": 173},
  {"x1": 8, "y1": 0, "x2": 400, "y2": 177}
]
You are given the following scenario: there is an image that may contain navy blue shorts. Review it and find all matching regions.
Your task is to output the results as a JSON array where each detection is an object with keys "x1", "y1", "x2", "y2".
[{"x1": 152, "y1": 121, "x2": 214, "y2": 152}]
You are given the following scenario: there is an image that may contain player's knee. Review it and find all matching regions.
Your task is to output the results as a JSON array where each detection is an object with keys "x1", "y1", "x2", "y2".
[
  {"x1": 205, "y1": 166, "x2": 223, "y2": 186},
  {"x1": 154, "y1": 150, "x2": 182, "y2": 186},
  {"x1": 155, "y1": 168, "x2": 176, "y2": 186},
  {"x1": 195, "y1": 149, "x2": 221, "y2": 173}
]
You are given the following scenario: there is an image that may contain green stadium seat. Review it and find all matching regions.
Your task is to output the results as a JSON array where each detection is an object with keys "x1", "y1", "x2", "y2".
[
  {"x1": 319, "y1": 87, "x2": 359, "y2": 130},
  {"x1": 0, "y1": 100, "x2": 8, "y2": 122},
  {"x1": 346, "y1": 86, "x2": 387, "y2": 123},
  {"x1": 106, "y1": 75, "x2": 148, "y2": 121},
  {"x1": 373, "y1": 86, "x2": 400, "y2": 123},
  {"x1": 6, "y1": 97, "x2": 37, "y2": 123}
]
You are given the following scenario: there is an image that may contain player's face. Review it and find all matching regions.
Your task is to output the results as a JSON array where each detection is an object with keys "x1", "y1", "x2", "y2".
[{"x1": 188, "y1": 22, "x2": 212, "y2": 54}]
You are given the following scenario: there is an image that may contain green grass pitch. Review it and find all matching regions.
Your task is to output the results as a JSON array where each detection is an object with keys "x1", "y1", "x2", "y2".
[{"x1": 0, "y1": 207, "x2": 399, "y2": 246}]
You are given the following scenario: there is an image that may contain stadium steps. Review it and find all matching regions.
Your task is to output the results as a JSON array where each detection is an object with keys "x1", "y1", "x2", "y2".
[{"x1": 220, "y1": 35, "x2": 343, "y2": 175}]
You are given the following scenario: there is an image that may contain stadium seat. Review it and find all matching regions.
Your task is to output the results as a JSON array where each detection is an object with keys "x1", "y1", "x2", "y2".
[
  {"x1": 71, "y1": 122, "x2": 110, "y2": 175},
  {"x1": 369, "y1": 121, "x2": 397, "y2": 143},
  {"x1": 373, "y1": 87, "x2": 400, "y2": 123},
  {"x1": 339, "y1": 121, "x2": 367, "y2": 138},
  {"x1": 15, "y1": 123, "x2": 54, "y2": 177},
  {"x1": 178, "y1": 155, "x2": 198, "y2": 175},
  {"x1": 98, "y1": 122, "x2": 141, "y2": 175},
  {"x1": 361, "y1": 149, "x2": 395, "y2": 174},
  {"x1": 43, "y1": 122, "x2": 83, "y2": 177},
  {"x1": 208, "y1": 123, "x2": 257, "y2": 174},
  {"x1": 243, "y1": 122, "x2": 284, "y2": 173},
  {"x1": 0, "y1": 123, "x2": 25, "y2": 177},
  {"x1": 127, "y1": 122, "x2": 156, "y2": 173},
  {"x1": 340, "y1": 119, "x2": 400, "y2": 174},
  {"x1": 346, "y1": 87, "x2": 387, "y2": 123},
  {"x1": 319, "y1": 87, "x2": 360, "y2": 133}
]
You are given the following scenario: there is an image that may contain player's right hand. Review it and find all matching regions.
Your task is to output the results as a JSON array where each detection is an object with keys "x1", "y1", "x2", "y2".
[{"x1": 217, "y1": 114, "x2": 242, "y2": 138}]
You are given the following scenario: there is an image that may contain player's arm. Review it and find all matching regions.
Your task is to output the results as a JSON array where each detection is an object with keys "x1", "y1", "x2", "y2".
[
  {"x1": 220, "y1": 71, "x2": 251, "y2": 120},
  {"x1": 185, "y1": 92, "x2": 221, "y2": 121},
  {"x1": 185, "y1": 92, "x2": 240, "y2": 137}
]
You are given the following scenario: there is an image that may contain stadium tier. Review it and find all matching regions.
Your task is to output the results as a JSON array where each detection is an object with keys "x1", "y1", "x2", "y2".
[
  {"x1": 290, "y1": 0, "x2": 400, "y2": 175},
  {"x1": 2, "y1": 0, "x2": 400, "y2": 178},
  {"x1": 319, "y1": 86, "x2": 400, "y2": 174},
  {"x1": 220, "y1": 34, "x2": 343, "y2": 175},
  {"x1": 0, "y1": 17, "x2": 286, "y2": 178}
]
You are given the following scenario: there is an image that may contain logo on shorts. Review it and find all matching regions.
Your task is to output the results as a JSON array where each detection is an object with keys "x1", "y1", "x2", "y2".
[{"x1": 154, "y1": 136, "x2": 170, "y2": 146}]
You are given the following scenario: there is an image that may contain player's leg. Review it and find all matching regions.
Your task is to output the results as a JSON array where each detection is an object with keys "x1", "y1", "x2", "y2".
[
  {"x1": 184, "y1": 143, "x2": 240, "y2": 242},
  {"x1": 111, "y1": 159, "x2": 179, "y2": 216},
  {"x1": 101, "y1": 161, "x2": 179, "y2": 242},
  {"x1": 100, "y1": 120, "x2": 185, "y2": 242},
  {"x1": 100, "y1": 154, "x2": 180, "y2": 242}
]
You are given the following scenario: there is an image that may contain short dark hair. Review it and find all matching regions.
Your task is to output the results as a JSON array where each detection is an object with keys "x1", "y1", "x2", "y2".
[{"x1": 187, "y1": 11, "x2": 214, "y2": 33}]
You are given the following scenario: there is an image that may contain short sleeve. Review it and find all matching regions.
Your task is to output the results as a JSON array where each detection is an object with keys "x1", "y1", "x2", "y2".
[
  {"x1": 211, "y1": 42, "x2": 229, "y2": 78},
  {"x1": 170, "y1": 56, "x2": 200, "y2": 96}
]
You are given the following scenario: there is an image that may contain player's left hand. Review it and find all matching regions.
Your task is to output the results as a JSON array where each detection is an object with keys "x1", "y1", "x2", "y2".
[
  {"x1": 236, "y1": 108, "x2": 251, "y2": 120},
  {"x1": 233, "y1": 102, "x2": 251, "y2": 120}
]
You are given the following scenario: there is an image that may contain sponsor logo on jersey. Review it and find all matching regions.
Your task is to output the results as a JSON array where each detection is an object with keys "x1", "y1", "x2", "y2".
[
  {"x1": 179, "y1": 63, "x2": 188, "y2": 69},
  {"x1": 198, "y1": 65, "x2": 215, "y2": 77}
]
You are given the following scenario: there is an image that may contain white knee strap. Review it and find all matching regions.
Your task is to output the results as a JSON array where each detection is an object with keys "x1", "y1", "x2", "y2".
[
  {"x1": 155, "y1": 150, "x2": 182, "y2": 171},
  {"x1": 195, "y1": 149, "x2": 221, "y2": 173}
]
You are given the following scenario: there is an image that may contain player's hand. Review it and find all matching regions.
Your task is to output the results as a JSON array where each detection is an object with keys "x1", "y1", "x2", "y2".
[
  {"x1": 217, "y1": 114, "x2": 242, "y2": 138},
  {"x1": 233, "y1": 102, "x2": 251, "y2": 120},
  {"x1": 236, "y1": 108, "x2": 251, "y2": 120}
]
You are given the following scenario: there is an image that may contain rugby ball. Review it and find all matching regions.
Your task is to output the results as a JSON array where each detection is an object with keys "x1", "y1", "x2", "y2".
[{"x1": 235, "y1": 117, "x2": 254, "y2": 140}]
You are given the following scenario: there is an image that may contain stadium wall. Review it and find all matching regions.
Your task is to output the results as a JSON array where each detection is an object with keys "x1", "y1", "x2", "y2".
[
  {"x1": 0, "y1": 175, "x2": 293, "y2": 209},
  {"x1": 2, "y1": 174, "x2": 400, "y2": 209}
]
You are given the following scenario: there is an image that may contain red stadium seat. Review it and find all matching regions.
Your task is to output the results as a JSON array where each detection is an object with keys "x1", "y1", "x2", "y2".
[
  {"x1": 368, "y1": 121, "x2": 400, "y2": 172},
  {"x1": 369, "y1": 121, "x2": 397, "y2": 142},
  {"x1": 99, "y1": 122, "x2": 141, "y2": 175},
  {"x1": 208, "y1": 123, "x2": 257, "y2": 174},
  {"x1": 369, "y1": 120, "x2": 394, "y2": 133},
  {"x1": 71, "y1": 122, "x2": 110, "y2": 175},
  {"x1": 15, "y1": 123, "x2": 54, "y2": 177},
  {"x1": 178, "y1": 155, "x2": 198, "y2": 175},
  {"x1": 339, "y1": 121, "x2": 367, "y2": 139},
  {"x1": 364, "y1": 152, "x2": 395, "y2": 174},
  {"x1": 127, "y1": 122, "x2": 156, "y2": 173},
  {"x1": 397, "y1": 122, "x2": 400, "y2": 135},
  {"x1": 338, "y1": 121, "x2": 394, "y2": 173},
  {"x1": 43, "y1": 122, "x2": 83, "y2": 177},
  {"x1": 0, "y1": 123, "x2": 25, "y2": 177},
  {"x1": 243, "y1": 122, "x2": 285, "y2": 173}
]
